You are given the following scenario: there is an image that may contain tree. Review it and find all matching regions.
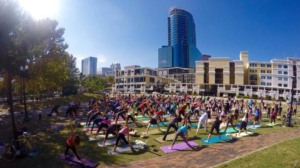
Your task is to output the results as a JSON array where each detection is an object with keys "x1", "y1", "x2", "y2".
[{"x1": 0, "y1": 0, "x2": 79, "y2": 141}]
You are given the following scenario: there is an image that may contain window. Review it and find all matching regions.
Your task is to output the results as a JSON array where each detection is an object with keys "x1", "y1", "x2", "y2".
[
  {"x1": 284, "y1": 71, "x2": 288, "y2": 75},
  {"x1": 284, "y1": 78, "x2": 288, "y2": 81},
  {"x1": 278, "y1": 65, "x2": 282, "y2": 68},
  {"x1": 284, "y1": 65, "x2": 288, "y2": 69},
  {"x1": 250, "y1": 63, "x2": 257, "y2": 67},
  {"x1": 261, "y1": 64, "x2": 265, "y2": 67},
  {"x1": 267, "y1": 64, "x2": 272, "y2": 68},
  {"x1": 267, "y1": 70, "x2": 271, "y2": 73},
  {"x1": 267, "y1": 76, "x2": 272, "y2": 80},
  {"x1": 261, "y1": 82, "x2": 265, "y2": 85},
  {"x1": 261, "y1": 76, "x2": 266, "y2": 79},
  {"x1": 284, "y1": 84, "x2": 288, "y2": 87},
  {"x1": 278, "y1": 71, "x2": 282, "y2": 74},
  {"x1": 267, "y1": 83, "x2": 271, "y2": 86},
  {"x1": 278, "y1": 83, "x2": 282, "y2": 87},
  {"x1": 261, "y1": 70, "x2": 265, "y2": 73},
  {"x1": 278, "y1": 77, "x2": 282, "y2": 80}
]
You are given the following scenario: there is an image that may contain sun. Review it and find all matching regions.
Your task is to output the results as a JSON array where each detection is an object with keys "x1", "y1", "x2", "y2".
[{"x1": 18, "y1": 0, "x2": 60, "y2": 20}]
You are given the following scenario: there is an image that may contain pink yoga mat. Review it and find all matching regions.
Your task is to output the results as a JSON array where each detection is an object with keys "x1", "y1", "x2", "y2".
[{"x1": 160, "y1": 141, "x2": 198, "y2": 154}]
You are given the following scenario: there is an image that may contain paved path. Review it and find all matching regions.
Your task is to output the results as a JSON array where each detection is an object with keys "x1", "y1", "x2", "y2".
[{"x1": 105, "y1": 129, "x2": 300, "y2": 168}]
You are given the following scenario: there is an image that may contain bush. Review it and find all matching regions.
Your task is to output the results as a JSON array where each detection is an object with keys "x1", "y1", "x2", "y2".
[
  {"x1": 252, "y1": 95, "x2": 258, "y2": 99},
  {"x1": 266, "y1": 95, "x2": 272, "y2": 100}
]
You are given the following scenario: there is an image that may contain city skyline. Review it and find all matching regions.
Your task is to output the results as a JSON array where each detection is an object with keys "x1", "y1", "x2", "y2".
[{"x1": 17, "y1": 0, "x2": 300, "y2": 71}]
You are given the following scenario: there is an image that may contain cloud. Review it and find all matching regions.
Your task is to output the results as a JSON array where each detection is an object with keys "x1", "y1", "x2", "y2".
[{"x1": 97, "y1": 54, "x2": 107, "y2": 63}]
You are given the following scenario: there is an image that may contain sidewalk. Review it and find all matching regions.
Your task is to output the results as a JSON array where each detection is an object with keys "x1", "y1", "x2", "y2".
[{"x1": 106, "y1": 129, "x2": 300, "y2": 168}]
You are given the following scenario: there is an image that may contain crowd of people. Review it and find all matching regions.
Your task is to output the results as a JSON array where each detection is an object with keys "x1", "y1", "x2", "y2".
[{"x1": 61, "y1": 93, "x2": 298, "y2": 163}]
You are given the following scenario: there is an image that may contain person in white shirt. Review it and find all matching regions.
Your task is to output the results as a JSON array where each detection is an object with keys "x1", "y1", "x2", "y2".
[{"x1": 196, "y1": 110, "x2": 208, "y2": 134}]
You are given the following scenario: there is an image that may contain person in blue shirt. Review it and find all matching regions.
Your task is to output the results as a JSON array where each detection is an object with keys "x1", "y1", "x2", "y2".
[
  {"x1": 169, "y1": 125, "x2": 194, "y2": 150},
  {"x1": 253, "y1": 106, "x2": 261, "y2": 127}
]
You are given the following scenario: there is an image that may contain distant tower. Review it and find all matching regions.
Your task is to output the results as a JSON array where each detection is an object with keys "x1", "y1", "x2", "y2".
[
  {"x1": 81, "y1": 56, "x2": 97, "y2": 76},
  {"x1": 158, "y1": 8, "x2": 202, "y2": 68}
]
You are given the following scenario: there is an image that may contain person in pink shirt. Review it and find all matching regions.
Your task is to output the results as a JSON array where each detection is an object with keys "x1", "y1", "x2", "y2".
[{"x1": 112, "y1": 121, "x2": 133, "y2": 152}]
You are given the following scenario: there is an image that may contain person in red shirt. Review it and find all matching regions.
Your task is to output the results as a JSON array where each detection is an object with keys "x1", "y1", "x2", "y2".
[
  {"x1": 64, "y1": 121, "x2": 82, "y2": 163},
  {"x1": 270, "y1": 108, "x2": 277, "y2": 124}
]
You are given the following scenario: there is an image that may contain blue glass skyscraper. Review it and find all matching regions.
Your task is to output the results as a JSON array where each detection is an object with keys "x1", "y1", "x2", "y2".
[
  {"x1": 81, "y1": 56, "x2": 97, "y2": 76},
  {"x1": 158, "y1": 8, "x2": 201, "y2": 68}
]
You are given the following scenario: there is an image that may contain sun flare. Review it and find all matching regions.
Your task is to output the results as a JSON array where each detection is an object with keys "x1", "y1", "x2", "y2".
[{"x1": 18, "y1": 0, "x2": 60, "y2": 20}]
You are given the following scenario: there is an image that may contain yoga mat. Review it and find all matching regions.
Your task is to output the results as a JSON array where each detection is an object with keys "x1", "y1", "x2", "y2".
[
  {"x1": 59, "y1": 154, "x2": 99, "y2": 168},
  {"x1": 151, "y1": 122, "x2": 169, "y2": 128},
  {"x1": 97, "y1": 138, "x2": 117, "y2": 147},
  {"x1": 220, "y1": 127, "x2": 238, "y2": 134},
  {"x1": 200, "y1": 135, "x2": 231, "y2": 145},
  {"x1": 261, "y1": 118, "x2": 269, "y2": 122},
  {"x1": 266, "y1": 123, "x2": 277, "y2": 126},
  {"x1": 142, "y1": 120, "x2": 149, "y2": 124},
  {"x1": 107, "y1": 143, "x2": 140, "y2": 155},
  {"x1": 247, "y1": 125, "x2": 261, "y2": 130},
  {"x1": 136, "y1": 117, "x2": 149, "y2": 121},
  {"x1": 160, "y1": 141, "x2": 198, "y2": 154},
  {"x1": 188, "y1": 123, "x2": 197, "y2": 128},
  {"x1": 142, "y1": 128, "x2": 167, "y2": 135},
  {"x1": 154, "y1": 133, "x2": 176, "y2": 143},
  {"x1": 231, "y1": 131, "x2": 253, "y2": 138},
  {"x1": 88, "y1": 134, "x2": 114, "y2": 141},
  {"x1": 83, "y1": 124, "x2": 94, "y2": 128}
]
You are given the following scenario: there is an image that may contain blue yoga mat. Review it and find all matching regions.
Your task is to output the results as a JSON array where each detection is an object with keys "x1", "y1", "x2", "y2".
[
  {"x1": 136, "y1": 117, "x2": 149, "y2": 121},
  {"x1": 200, "y1": 135, "x2": 231, "y2": 145},
  {"x1": 189, "y1": 123, "x2": 198, "y2": 128},
  {"x1": 220, "y1": 127, "x2": 238, "y2": 134},
  {"x1": 151, "y1": 122, "x2": 169, "y2": 128}
]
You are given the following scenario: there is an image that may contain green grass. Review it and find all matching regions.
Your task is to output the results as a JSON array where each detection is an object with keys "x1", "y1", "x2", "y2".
[
  {"x1": 217, "y1": 137, "x2": 300, "y2": 168},
  {"x1": 1, "y1": 96, "x2": 300, "y2": 167}
]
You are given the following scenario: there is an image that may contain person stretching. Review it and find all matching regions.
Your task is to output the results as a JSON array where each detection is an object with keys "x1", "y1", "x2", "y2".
[
  {"x1": 252, "y1": 106, "x2": 261, "y2": 127},
  {"x1": 237, "y1": 113, "x2": 249, "y2": 137},
  {"x1": 112, "y1": 121, "x2": 134, "y2": 152},
  {"x1": 196, "y1": 111, "x2": 208, "y2": 134},
  {"x1": 145, "y1": 112, "x2": 165, "y2": 136},
  {"x1": 169, "y1": 125, "x2": 194, "y2": 150},
  {"x1": 162, "y1": 116, "x2": 182, "y2": 141},
  {"x1": 64, "y1": 121, "x2": 82, "y2": 164},
  {"x1": 205, "y1": 116, "x2": 222, "y2": 143},
  {"x1": 223, "y1": 113, "x2": 237, "y2": 133}
]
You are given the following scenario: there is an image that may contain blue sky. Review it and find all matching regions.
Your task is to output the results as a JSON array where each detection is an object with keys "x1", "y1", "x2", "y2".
[{"x1": 35, "y1": 0, "x2": 300, "y2": 71}]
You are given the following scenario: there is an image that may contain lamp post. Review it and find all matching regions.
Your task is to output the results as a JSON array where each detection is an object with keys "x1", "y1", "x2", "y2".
[
  {"x1": 20, "y1": 62, "x2": 29, "y2": 121},
  {"x1": 288, "y1": 76, "x2": 296, "y2": 127}
]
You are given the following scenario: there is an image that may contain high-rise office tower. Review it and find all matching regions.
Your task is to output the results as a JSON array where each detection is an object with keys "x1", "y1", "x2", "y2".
[
  {"x1": 158, "y1": 8, "x2": 202, "y2": 68},
  {"x1": 81, "y1": 56, "x2": 97, "y2": 76}
]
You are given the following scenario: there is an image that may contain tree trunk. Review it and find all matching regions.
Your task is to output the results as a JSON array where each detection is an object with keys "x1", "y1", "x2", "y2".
[{"x1": 6, "y1": 71, "x2": 18, "y2": 141}]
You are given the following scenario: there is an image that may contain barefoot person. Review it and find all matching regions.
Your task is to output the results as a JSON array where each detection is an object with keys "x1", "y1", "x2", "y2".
[
  {"x1": 162, "y1": 116, "x2": 182, "y2": 141},
  {"x1": 145, "y1": 111, "x2": 165, "y2": 136},
  {"x1": 169, "y1": 125, "x2": 194, "y2": 150},
  {"x1": 205, "y1": 116, "x2": 222, "y2": 143},
  {"x1": 112, "y1": 121, "x2": 133, "y2": 152},
  {"x1": 196, "y1": 110, "x2": 208, "y2": 134},
  {"x1": 237, "y1": 113, "x2": 249, "y2": 136},
  {"x1": 64, "y1": 121, "x2": 82, "y2": 163}
]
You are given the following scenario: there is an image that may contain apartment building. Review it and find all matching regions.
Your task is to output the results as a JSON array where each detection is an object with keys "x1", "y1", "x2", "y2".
[
  {"x1": 113, "y1": 65, "x2": 175, "y2": 93},
  {"x1": 167, "y1": 52, "x2": 300, "y2": 100}
]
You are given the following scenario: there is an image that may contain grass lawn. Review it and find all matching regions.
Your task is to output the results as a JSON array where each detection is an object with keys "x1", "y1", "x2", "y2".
[
  {"x1": 217, "y1": 137, "x2": 300, "y2": 168},
  {"x1": 1, "y1": 95, "x2": 300, "y2": 167}
]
